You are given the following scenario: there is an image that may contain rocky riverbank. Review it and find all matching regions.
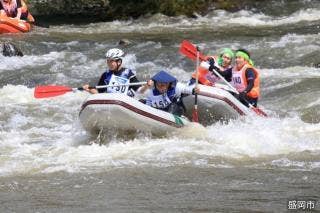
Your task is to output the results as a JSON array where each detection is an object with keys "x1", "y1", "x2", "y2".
[{"x1": 28, "y1": 0, "x2": 271, "y2": 23}]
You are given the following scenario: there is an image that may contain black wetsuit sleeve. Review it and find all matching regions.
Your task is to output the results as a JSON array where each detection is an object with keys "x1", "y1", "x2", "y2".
[
  {"x1": 244, "y1": 68, "x2": 255, "y2": 93},
  {"x1": 129, "y1": 76, "x2": 140, "y2": 91},
  {"x1": 97, "y1": 73, "x2": 107, "y2": 93},
  {"x1": 211, "y1": 67, "x2": 232, "y2": 82}
]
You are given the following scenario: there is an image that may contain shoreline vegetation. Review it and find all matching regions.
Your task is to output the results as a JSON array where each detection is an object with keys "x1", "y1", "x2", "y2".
[{"x1": 28, "y1": 0, "x2": 278, "y2": 24}]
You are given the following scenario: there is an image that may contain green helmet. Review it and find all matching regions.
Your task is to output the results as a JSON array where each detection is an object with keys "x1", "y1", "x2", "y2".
[
  {"x1": 216, "y1": 48, "x2": 234, "y2": 66},
  {"x1": 220, "y1": 48, "x2": 234, "y2": 59},
  {"x1": 235, "y1": 49, "x2": 254, "y2": 66}
]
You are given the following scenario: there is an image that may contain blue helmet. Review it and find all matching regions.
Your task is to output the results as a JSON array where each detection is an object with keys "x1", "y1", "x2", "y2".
[{"x1": 151, "y1": 70, "x2": 177, "y2": 84}]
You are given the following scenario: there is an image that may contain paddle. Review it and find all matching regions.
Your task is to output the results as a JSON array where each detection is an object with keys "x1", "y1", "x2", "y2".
[
  {"x1": 180, "y1": 40, "x2": 268, "y2": 117},
  {"x1": 192, "y1": 47, "x2": 200, "y2": 122},
  {"x1": 34, "y1": 82, "x2": 147, "y2": 99},
  {"x1": 180, "y1": 40, "x2": 206, "y2": 61}
]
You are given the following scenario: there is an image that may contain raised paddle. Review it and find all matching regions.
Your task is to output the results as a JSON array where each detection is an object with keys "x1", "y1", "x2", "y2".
[
  {"x1": 180, "y1": 40, "x2": 268, "y2": 117},
  {"x1": 192, "y1": 47, "x2": 200, "y2": 122},
  {"x1": 180, "y1": 40, "x2": 206, "y2": 61},
  {"x1": 34, "y1": 82, "x2": 147, "y2": 99}
]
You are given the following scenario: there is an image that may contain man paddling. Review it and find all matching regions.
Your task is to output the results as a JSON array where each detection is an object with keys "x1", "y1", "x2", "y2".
[
  {"x1": 138, "y1": 70, "x2": 199, "y2": 116},
  {"x1": 83, "y1": 48, "x2": 141, "y2": 97}
]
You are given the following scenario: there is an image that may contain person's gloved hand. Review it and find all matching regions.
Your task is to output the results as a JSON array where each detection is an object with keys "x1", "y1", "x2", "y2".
[
  {"x1": 239, "y1": 91, "x2": 247, "y2": 100},
  {"x1": 207, "y1": 57, "x2": 219, "y2": 72},
  {"x1": 208, "y1": 57, "x2": 215, "y2": 69},
  {"x1": 192, "y1": 85, "x2": 200, "y2": 94}
]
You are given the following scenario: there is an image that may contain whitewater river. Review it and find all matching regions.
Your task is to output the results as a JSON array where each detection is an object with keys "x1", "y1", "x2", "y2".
[{"x1": 0, "y1": 2, "x2": 320, "y2": 212}]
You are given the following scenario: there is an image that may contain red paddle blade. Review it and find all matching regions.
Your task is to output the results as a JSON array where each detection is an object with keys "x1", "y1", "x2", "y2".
[
  {"x1": 179, "y1": 40, "x2": 205, "y2": 61},
  {"x1": 34, "y1": 85, "x2": 72, "y2": 99},
  {"x1": 192, "y1": 107, "x2": 199, "y2": 122}
]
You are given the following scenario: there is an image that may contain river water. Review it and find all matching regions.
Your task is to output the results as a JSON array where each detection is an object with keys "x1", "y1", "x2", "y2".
[{"x1": 0, "y1": 1, "x2": 320, "y2": 212}]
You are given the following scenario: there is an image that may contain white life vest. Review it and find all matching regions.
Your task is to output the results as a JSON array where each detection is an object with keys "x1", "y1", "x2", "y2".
[
  {"x1": 106, "y1": 74, "x2": 130, "y2": 94},
  {"x1": 145, "y1": 82, "x2": 193, "y2": 109},
  {"x1": 231, "y1": 65, "x2": 247, "y2": 92},
  {"x1": 147, "y1": 93, "x2": 172, "y2": 109}
]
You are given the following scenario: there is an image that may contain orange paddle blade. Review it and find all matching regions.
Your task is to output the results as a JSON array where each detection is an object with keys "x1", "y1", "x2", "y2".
[{"x1": 34, "y1": 85, "x2": 73, "y2": 99}]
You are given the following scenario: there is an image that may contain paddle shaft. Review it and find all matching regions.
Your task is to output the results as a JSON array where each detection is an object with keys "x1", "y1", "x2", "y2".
[
  {"x1": 195, "y1": 49, "x2": 200, "y2": 97},
  {"x1": 192, "y1": 47, "x2": 200, "y2": 122},
  {"x1": 34, "y1": 81, "x2": 147, "y2": 99},
  {"x1": 209, "y1": 64, "x2": 238, "y2": 94},
  {"x1": 195, "y1": 48, "x2": 200, "y2": 104},
  {"x1": 79, "y1": 81, "x2": 147, "y2": 91}
]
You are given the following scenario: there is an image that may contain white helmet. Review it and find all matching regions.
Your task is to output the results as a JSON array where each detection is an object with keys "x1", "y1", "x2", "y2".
[{"x1": 105, "y1": 48, "x2": 125, "y2": 60}]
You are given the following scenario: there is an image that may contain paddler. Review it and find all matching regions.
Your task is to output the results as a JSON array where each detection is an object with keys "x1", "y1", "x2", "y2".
[
  {"x1": 82, "y1": 48, "x2": 141, "y2": 97},
  {"x1": 138, "y1": 70, "x2": 199, "y2": 116},
  {"x1": 231, "y1": 49, "x2": 261, "y2": 107},
  {"x1": 0, "y1": 0, "x2": 34, "y2": 22},
  {"x1": 189, "y1": 48, "x2": 234, "y2": 86}
]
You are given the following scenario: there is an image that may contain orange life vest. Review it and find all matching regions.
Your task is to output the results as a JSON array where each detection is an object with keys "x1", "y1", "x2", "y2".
[{"x1": 232, "y1": 63, "x2": 260, "y2": 98}]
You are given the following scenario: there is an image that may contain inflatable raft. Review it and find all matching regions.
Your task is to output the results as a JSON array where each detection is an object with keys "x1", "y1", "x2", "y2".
[
  {"x1": 0, "y1": 16, "x2": 31, "y2": 34},
  {"x1": 79, "y1": 93, "x2": 190, "y2": 135},
  {"x1": 183, "y1": 84, "x2": 251, "y2": 125}
]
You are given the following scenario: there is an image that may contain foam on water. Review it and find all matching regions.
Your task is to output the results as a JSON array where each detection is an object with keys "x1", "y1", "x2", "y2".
[
  {"x1": 224, "y1": 8, "x2": 320, "y2": 27},
  {"x1": 0, "y1": 52, "x2": 61, "y2": 71},
  {"x1": 268, "y1": 33, "x2": 320, "y2": 48},
  {"x1": 263, "y1": 67, "x2": 320, "y2": 78},
  {"x1": 43, "y1": 8, "x2": 320, "y2": 34},
  {"x1": 0, "y1": 84, "x2": 319, "y2": 177},
  {"x1": 0, "y1": 8, "x2": 319, "y2": 177}
]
